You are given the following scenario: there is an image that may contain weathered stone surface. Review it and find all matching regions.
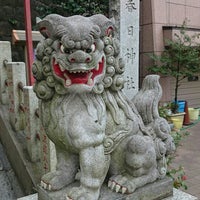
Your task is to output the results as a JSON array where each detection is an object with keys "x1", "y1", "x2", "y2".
[
  {"x1": 7, "y1": 62, "x2": 26, "y2": 131},
  {"x1": 17, "y1": 193, "x2": 38, "y2": 200},
  {"x1": 0, "y1": 142, "x2": 24, "y2": 199},
  {"x1": 109, "y1": 0, "x2": 140, "y2": 99},
  {"x1": 38, "y1": 177, "x2": 173, "y2": 200},
  {"x1": 15, "y1": 187, "x2": 200, "y2": 200},
  {"x1": 33, "y1": 14, "x2": 175, "y2": 200},
  {"x1": 0, "y1": 106, "x2": 41, "y2": 194},
  {"x1": 24, "y1": 86, "x2": 41, "y2": 162},
  {"x1": 0, "y1": 41, "x2": 11, "y2": 104},
  {"x1": 164, "y1": 189, "x2": 198, "y2": 200}
]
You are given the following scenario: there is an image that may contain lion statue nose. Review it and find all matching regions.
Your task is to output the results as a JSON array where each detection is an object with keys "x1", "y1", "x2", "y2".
[{"x1": 68, "y1": 50, "x2": 92, "y2": 63}]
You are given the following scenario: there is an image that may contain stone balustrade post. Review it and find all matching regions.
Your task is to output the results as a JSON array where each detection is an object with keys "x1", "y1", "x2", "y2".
[
  {"x1": 39, "y1": 122, "x2": 57, "y2": 175},
  {"x1": 0, "y1": 41, "x2": 12, "y2": 104},
  {"x1": 7, "y1": 62, "x2": 27, "y2": 131},
  {"x1": 23, "y1": 86, "x2": 41, "y2": 162}
]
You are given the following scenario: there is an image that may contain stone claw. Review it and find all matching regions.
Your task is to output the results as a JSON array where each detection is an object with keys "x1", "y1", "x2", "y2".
[
  {"x1": 122, "y1": 186, "x2": 127, "y2": 194},
  {"x1": 108, "y1": 179, "x2": 128, "y2": 194},
  {"x1": 111, "y1": 181, "x2": 116, "y2": 190},
  {"x1": 115, "y1": 184, "x2": 121, "y2": 193},
  {"x1": 66, "y1": 196, "x2": 73, "y2": 200},
  {"x1": 40, "y1": 180, "x2": 47, "y2": 190},
  {"x1": 41, "y1": 180, "x2": 52, "y2": 191},
  {"x1": 108, "y1": 180, "x2": 112, "y2": 188},
  {"x1": 108, "y1": 180, "x2": 122, "y2": 193}
]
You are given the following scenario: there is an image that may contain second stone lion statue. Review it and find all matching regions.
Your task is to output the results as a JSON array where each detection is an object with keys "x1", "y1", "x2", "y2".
[{"x1": 32, "y1": 14, "x2": 175, "y2": 200}]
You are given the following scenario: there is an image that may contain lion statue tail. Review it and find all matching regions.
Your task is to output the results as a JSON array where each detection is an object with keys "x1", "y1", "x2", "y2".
[
  {"x1": 132, "y1": 75, "x2": 162, "y2": 126},
  {"x1": 132, "y1": 75, "x2": 175, "y2": 178}
]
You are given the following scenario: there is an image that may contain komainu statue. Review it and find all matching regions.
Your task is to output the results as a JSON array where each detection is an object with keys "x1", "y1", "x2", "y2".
[{"x1": 32, "y1": 14, "x2": 175, "y2": 200}]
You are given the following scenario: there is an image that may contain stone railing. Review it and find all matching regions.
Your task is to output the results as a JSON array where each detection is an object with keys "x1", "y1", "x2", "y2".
[{"x1": 0, "y1": 41, "x2": 56, "y2": 193}]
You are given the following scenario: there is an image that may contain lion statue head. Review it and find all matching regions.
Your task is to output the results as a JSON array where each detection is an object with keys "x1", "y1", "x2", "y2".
[{"x1": 32, "y1": 14, "x2": 125, "y2": 99}]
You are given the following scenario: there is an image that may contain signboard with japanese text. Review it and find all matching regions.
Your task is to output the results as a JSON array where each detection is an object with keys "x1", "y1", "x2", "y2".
[{"x1": 120, "y1": 0, "x2": 139, "y2": 99}]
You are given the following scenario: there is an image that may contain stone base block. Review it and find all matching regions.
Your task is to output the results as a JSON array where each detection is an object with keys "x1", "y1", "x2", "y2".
[{"x1": 38, "y1": 177, "x2": 173, "y2": 200}]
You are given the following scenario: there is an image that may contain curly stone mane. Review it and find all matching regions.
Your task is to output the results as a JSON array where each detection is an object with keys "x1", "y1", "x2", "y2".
[
  {"x1": 32, "y1": 14, "x2": 175, "y2": 200},
  {"x1": 32, "y1": 14, "x2": 133, "y2": 124}
]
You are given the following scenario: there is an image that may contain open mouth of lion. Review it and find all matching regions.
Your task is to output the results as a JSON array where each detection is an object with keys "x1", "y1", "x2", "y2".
[{"x1": 53, "y1": 57, "x2": 104, "y2": 87}]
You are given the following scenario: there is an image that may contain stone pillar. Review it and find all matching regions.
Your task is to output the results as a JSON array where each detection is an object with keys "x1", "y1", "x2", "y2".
[
  {"x1": 109, "y1": 0, "x2": 140, "y2": 99},
  {"x1": 40, "y1": 126, "x2": 57, "y2": 175},
  {"x1": 7, "y1": 62, "x2": 26, "y2": 131},
  {"x1": 23, "y1": 86, "x2": 41, "y2": 162},
  {"x1": 37, "y1": 101, "x2": 57, "y2": 175},
  {"x1": 0, "y1": 41, "x2": 12, "y2": 104}
]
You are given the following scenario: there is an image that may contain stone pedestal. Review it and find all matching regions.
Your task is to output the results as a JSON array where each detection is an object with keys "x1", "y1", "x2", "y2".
[
  {"x1": 38, "y1": 177, "x2": 173, "y2": 200},
  {"x1": 17, "y1": 188, "x2": 199, "y2": 200}
]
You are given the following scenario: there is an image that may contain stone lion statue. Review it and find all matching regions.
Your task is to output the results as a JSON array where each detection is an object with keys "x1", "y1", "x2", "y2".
[{"x1": 32, "y1": 14, "x2": 175, "y2": 200}]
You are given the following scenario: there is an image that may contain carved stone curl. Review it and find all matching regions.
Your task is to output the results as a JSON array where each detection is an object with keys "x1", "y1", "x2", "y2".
[{"x1": 33, "y1": 14, "x2": 175, "y2": 200}]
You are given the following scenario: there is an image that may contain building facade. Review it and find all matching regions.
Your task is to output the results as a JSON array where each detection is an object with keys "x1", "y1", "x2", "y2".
[{"x1": 140, "y1": 0, "x2": 200, "y2": 107}]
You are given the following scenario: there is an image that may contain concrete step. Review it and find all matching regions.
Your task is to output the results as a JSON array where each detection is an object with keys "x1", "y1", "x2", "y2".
[
  {"x1": 0, "y1": 142, "x2": 24, "y2": 200},
  {"x1": 164, "y1": 189, "x2": 198, "y2": 200},
  {"x1": 17, "y1": 193, "x2": 38, "y2": 200},
  {"x1": 16, "y1": 189, "x2": 198, "y2": 200}
]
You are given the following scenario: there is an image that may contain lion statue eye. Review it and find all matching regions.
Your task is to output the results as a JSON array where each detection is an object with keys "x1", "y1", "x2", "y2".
[
  {"x1": 85, "y1": 43, "x2": 96, "y2": 53},
  {"x1": 91, "y1": 43, "x2": 96, "y2": 52},
  {"x1": 60, "y1": 44, "x2": 65, "y2": 53},
  {"x1": 60, "y1": 44, "x2": 71, "y2": 54}
]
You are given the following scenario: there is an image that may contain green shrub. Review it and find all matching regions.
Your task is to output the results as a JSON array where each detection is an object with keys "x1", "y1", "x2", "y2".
[{"x1": 35, "y1": 0, "x2": 109, "y2": 18}]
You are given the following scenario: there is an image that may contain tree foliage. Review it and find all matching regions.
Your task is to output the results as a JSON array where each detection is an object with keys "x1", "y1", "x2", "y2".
[
  {"x1": 148, "y1": 21, "x2": 200, "y2": 102},
  {"x1": 35, "y1": 0, "x2": 109, "y2": 18}
]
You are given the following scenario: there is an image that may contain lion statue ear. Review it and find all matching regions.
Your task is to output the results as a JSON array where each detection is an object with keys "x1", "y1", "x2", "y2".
[
  {"x1": 89, "y1": 14, "x2": 115, "y2": 37},
  {"x1": 37, "y1": 18, "x2": 53, "y2": 38},
  {"x1": 37, "y1": 14, "x2": 63, "y2": 38}
]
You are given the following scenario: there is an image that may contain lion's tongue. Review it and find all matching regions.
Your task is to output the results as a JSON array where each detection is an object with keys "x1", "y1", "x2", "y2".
[{"x1": 68, "y1": 72, "x2": 89, "y2": 84}]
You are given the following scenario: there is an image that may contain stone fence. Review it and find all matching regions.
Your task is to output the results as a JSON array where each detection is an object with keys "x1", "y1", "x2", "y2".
[{"x1": 0, "y1": 41, "x2": 56, "y2": 194}]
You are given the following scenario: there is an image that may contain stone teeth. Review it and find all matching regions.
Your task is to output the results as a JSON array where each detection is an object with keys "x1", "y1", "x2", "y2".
[
  {"x1": 89, "y1": 72, "x2": 93, "y2": 78},
  {"x1": 96, "y1": 64, "x2": 99, "y2": 71},
  {"x1": 64, "y1": 73, "x2": 72, "y2": 86},
  {"x1": 87, "y1": 72, "x2": 93, "y2": 85},
  {"x1": 87, "y1": 78, "x2": 93, "y2": 85},
  {"x1": 59, "y1": 65, "x2": 65, "y2": 72},
  {"x1": 66, "y1": 79, "x2": 72, "y2": 86},
  {"x1": 69, "y1": 70, "x2": 89, "y2": 73}
]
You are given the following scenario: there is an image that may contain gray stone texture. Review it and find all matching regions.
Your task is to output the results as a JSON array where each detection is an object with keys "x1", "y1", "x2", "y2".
[
  {"x1": 32, "y1": 14, "x2": 175, "y2": 200},
  {"x1": 0, "y1": 105, "x2": 42, "y2": 194},
  {"x1": 0, "y1": 142, "x2": 24, "y2": 199},
  {"x1": 38, "y1": 178, "x2": 173, "y2": 200}
]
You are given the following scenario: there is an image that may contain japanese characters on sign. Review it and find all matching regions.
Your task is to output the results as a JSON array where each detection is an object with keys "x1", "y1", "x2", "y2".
[{"x1": 120, "y1": 0, "x2": 139, "y2": 99}]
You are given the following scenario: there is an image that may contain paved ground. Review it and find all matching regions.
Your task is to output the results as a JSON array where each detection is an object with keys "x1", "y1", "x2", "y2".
[
  {"x1": 0, "y1": 142, "x2": 24, "y2": 200},
  {"x1": 171, "y1": 119, "x2": 200, "y2": 199}
]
